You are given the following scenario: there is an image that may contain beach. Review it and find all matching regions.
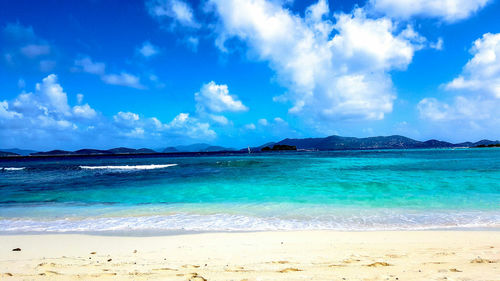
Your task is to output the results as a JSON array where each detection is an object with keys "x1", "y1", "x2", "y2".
[{"x1": 1, "y1": 231, "x2": 499, "y2": 280}]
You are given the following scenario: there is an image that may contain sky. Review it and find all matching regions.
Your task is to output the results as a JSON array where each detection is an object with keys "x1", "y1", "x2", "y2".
[{"x1": 1, "y1": 0, "x2": 500, "y2": 150}]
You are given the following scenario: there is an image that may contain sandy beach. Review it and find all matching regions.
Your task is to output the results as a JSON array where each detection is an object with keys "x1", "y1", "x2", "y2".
[{"x1": 1, "y1": 231, "x2": 499, "y2": 280}]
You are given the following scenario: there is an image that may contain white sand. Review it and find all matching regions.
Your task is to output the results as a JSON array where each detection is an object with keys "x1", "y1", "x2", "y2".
[{"x1": 1, "y1": 231, "x2": 499, "y2": 280}]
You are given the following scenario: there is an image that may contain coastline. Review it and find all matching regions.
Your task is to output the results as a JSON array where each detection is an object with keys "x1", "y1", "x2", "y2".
[{"x1": 1, "y1": 231, "x2": 499, "y2": 280}]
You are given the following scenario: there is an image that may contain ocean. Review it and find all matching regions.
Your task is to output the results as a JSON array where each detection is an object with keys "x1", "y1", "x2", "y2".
[{"x1": 1, "y1": 148, "x2": 499, "y2": 234}]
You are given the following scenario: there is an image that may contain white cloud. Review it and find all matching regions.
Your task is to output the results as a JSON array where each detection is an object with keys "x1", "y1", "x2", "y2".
[
  {"x1": 258, "y1": 118, "x2": 268, "y2": 126},
  {"x1": 209, "y1": 114, "x2": 229, "y2": 125},
  {"x1": 73, "y1": 57, "x2": 145, "y2": 89},
  {"x1": 35, "y1": 74, "x2": 71, "y2": 115},
  {"x1": 244, "y1": 123, "x2": 256, "y2": 130},
  {"x1": 138, "y1": 41, "x2": 160, "y2": 58},
  {"x1": 20, "y1": 44, "x2": 50, "y2": 58},
  {"x1": 445, "y1": 33, "x2": 500, "y2": 98},
  {"x1": 208, "y1": 0, "x2": 424, "y2": 124},
  {"x1": 146, "y1": 0, "x2": 200, "y2": 28},
  {"x1": 430, "y1": 37, "x2": 444, "y2": 50},
  {"x1": 0, "y1": 100, "x2": 22, "y2": 119},
  {"x1": 369, "y1": 0, "x2": 491, "y2": 22},
  {"x1": 74, "y1": 57, "x2": 106, "y2": 75},
  {"x1": 195, "y1": 81, "x2": 248, "y2": 113},
  {"x1": 0, "y1": 74, "x2": 95, "y2": 140},
  {"x1": 273, "y1": 117, "x2": 286, "y2": 124},
  {"x1": 114, "y1": 111, "x2": 140, "y2": 123},
  {"x1": 102, "y1": 73, "x2": 145, "y2": 89},
  {"x1": 0, "y1": 74, "x2": 217, "y2": 149},
  {"x1": 165, "y1": 113, "x2": 217, "y2": 139},
  {"x1": 73, "y1": 104, "x2": 97, "y2": 119},
  {"x1": 418, "y1": 33, "x2": 500, "y2": 131}
]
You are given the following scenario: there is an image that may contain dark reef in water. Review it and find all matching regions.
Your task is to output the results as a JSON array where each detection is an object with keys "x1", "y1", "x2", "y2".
[
  {"x1": 475, "y1": 143, "x2": 500, "y2": 148},
  {"x1": 261, "y1": 145, "x2": 297, "y2": 151}
]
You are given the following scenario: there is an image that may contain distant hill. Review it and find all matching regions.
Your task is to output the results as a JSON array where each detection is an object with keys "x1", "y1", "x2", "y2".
[
  {"x1": 163, "y1": 143, "x2": 235, "y2": 153},
  {"x1": 162, "y1": 147, "x2": 179, "y2": 153},
  {"x1": 0, "y1": 148, "x2": 37, "y2": 156},
  {"x1": 241, "y1": 142, "x2": 276, "y2": 153},
  {"x1": 30, "y1": 147, "x2": 157, "y2": 156},
  {"x1": 31, "y1": 150, "x2": 71, "y2": 156},
  {"x1": 203, "y1": 146, "x2": 235, "y2": 152},
  {"x1": 0, "y1": 150, "x2": 20, "y2": 157},
  {"x1": 106, "y1": 147, "x2": 156, "y2": 154},
  {"x1": 270, "y1": 135, "x2": 500, "y2": 151}
]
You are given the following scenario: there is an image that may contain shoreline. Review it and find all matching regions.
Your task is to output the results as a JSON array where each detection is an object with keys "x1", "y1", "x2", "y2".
[
  {"x1": 1, "y1": 231, "x2": 499, "y2": 280},
  {"x1": 1, "y1": 226, "x2": 500, "y2": 237}
]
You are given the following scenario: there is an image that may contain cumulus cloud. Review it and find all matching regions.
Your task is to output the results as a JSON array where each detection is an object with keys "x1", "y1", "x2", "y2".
[
  {"x1": 0, "y1": 101, "x2": 22, "y2": 119},
  {"x1": 195, "y1": 81, "x2": 248, "y2": 113},
  {"x1": 146, "y1": 0, "x2": 200, "y2": 28},
  {"x1": 35, "y1": 74, "x2": 71, "y2": 114},
  {"x1": 0, "y1": 74, "x2": 216, "y2": 149},
  {"x1": 114, "y1": 111, "x2": 140, "y2": 123},
  {"x1": 369, "y1": 0, "x2": 491, "y2": 22},
  {"x1": 445, "y1": 33, "x2": 500, "y2": 98},
  {"x1": 73, "y1": 103, "x2": 97, "y2": 119},
  {"x1": 208, "y1": 0, "x2": 425, "y2": 125},
  {"x1": 165, "y1": 113, "x2": 216, "y2": 139},
  {"x1": 0, "y1": 74, "x2": 94, "y2": 146},
  {"x1": 417, "y1": 33, "x2": 500, "y2": 136},
  {"x1": 138, "y1": 41, "x2": 160, "y2": 58}
]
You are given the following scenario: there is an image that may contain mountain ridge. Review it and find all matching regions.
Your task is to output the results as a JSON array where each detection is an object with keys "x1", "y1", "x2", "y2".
[{"x1": 274, "y1": 135, "x2": 500, "y2": 150}]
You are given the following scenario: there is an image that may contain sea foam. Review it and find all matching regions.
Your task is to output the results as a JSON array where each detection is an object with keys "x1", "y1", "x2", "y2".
[
  {"x1": 1, "y1": 167, "x2": 25, "y2": 171},
  {"x1": 1, "y1": 211, "x2": 499, "y2": 233},
  {"x1": 79, "y1": 164, "x2": 177, "y2": 170}
]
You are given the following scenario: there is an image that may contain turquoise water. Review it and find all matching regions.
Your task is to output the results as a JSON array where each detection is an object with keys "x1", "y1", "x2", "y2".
[{"x1": 0, "y1": 148, "x2": 499, "y2": 233}]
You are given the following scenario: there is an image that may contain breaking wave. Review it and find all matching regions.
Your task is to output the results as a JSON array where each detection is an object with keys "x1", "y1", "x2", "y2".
[
  {"x1": 79, "y1": 164, "x2": 177, "y2": 170},
  {"x1": 1, "y1": 167, "x2": 25, "y2": 171},
  {"x1": 1, "y1": 210, "x2": 499, "y2": 234}
]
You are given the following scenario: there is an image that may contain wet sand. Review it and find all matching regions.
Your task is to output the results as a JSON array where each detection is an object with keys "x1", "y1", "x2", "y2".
[{"x1": 1, "y1": 231, "x2": 499, "y2": 280}]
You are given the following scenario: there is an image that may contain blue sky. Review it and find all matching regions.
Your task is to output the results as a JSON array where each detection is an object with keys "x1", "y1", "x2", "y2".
[{"x1": 1, "y1": 0, "x2": 500, "y2": 150}]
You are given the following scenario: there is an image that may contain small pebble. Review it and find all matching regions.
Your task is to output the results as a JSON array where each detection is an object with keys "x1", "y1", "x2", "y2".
[{"x1": 12, "y1": 248, "x2": 21, "y2": 251}]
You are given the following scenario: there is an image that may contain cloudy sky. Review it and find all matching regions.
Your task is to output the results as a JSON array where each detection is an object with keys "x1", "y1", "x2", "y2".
[{"x1": 1, "y1": 0, "x2": 499, "y2": 150}]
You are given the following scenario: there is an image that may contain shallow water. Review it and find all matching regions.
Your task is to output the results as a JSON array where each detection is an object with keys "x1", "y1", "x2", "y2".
[{"x1": 1, "y1": 149, "x2": 499, "y2": 233}]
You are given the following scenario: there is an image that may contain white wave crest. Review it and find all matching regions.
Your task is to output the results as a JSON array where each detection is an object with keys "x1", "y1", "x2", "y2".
[
  {"x1": 1, "y1": 211, "x2": 500, "y2": 233},
  {"x1": 1, "y1": 167, "x2": 25, "y2": 171},
  {"x1": 79, "y1": 164, "x2": 177, "y2": 170}
]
